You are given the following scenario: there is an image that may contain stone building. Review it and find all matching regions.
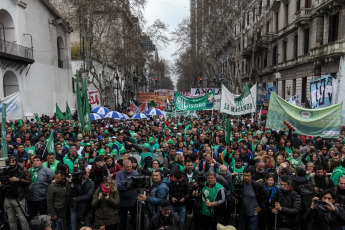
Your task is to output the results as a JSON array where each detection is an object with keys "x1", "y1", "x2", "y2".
[{"x1": 0, "y1": 0, "x2": 74, "y2": 116}]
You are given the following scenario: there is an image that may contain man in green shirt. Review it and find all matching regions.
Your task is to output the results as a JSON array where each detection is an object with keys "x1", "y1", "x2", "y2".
[
  {"x1": 24, "y1": 139, "x2": 36, "y2": 155},
  {"x1": 140, "y1": 143, "x2": 153, "y2": 167},
  {"x1": 149, "y1": 137, "x2": 160, "y2": 153},
  {"x1": 63, "y1": 146, "x2": 82, "y2": 174},
  {"x1": 43, "y1": 153, "x2": 61, "y2": 173}
]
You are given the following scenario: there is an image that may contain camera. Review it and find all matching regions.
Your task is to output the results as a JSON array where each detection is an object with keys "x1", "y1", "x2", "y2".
[
  {"x1": 127, "y1": 175, "x2": 150, "y2": 191},
  {"x1": 102, "y1": 192, "x2": 108, "y2": 197},
  {"x1": 72, "y1": 159, "x2": 86, "y2": 184},
  {"x1": 0, "y1": 166, "x2": 11, "y2": 186},
  {"x1": 233, "y1": 172, "x2": 244, "y2": 199},
  {"x1": 197, "y1": 173, "x2": 206, "y2": 190},
  {"x1": 314, "y1": 200, "x2": 327, "y2": 206}
]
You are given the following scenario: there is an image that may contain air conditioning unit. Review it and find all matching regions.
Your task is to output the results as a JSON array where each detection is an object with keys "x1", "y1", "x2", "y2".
[{"x1": 274, "y1": 72, "x2": 281, "y2": 79}]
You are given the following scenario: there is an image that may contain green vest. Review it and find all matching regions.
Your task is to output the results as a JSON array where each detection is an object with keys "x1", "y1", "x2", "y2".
[
  {"x1": 43, "y1": 160, "x2": 60, "y2": 173},
  {"x1": 63, "y1": 154, "x2": 82, "y2": 173},
  {"x1": 140, "y1": 152, "x2": 153, "y2": 167},
  {"x1": 201, "y1": 183, "x2": 224, "y2": 216},
  {"x1": 231, "y1": 165, "x2": 245, "y2": 173},
  {"x1": 25, "y1": 146, "x2": 36, "y2": 155},
  {"x1": 175, "y1": 163, "x2": 185, "y2": 172},
  {"x1": 115, "y1": 141, "x2": 126, "y2": 151}
]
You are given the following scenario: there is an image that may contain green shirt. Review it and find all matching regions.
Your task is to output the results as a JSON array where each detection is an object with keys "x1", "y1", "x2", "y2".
[
  {"x1": 25, "y1": 146, "x2": 36, "y2": 155},
  {"x1": 201, "y1": 183, "x2": 224, "y2": 216},
  {"x1": 63, "y1": 154, "x2": 82, "y2": 174},
  {"x1": 140, "y1": 152, "x2": 153, "y2": 167},
  {"x1": 43, "y1": 160, "x2": 60, "y2": 173}
]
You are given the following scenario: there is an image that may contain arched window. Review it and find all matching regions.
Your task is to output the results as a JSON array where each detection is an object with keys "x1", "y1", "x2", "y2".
[
  {"x1": 3, "y1": 71, "x2": 19, "y2": 97},
  {"x1": 57, "y1": 36, "x2": 65, "y2": 68}
]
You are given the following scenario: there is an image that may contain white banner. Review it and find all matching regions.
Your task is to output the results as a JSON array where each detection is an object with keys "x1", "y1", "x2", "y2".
[
  {"x1": 287, "y1": 91, "x2": 302, "y2": 106},
  {"x1": 220, "y1": 84, "x2": 257, "y2": 115},
  {"x1": 190, "y1": 88, "x2": 221, "y2": 96},
  {"x1": 88, "y1": 89, "x2": 101, "y2": 108},
  {"x1": 0, "y1": 92, "x2": 23, "y2": 120},
  {"x1": 336, "y1": 56, "x2": 345, "y2": 126},
  {"x1": 154, "y1": 89, "x2": 175, "y2": 96}
]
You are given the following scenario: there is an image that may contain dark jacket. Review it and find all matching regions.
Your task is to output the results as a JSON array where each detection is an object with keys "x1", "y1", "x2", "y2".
[
  {"x1": 314, "y1": 174, "x2": 334, "y2": 193},
  {"x1": 91, "y1": 185, "x2": 120, "y2": 226},
  {"x1": 115, "y1": 169, "x2": 139, "y2": 207},
  {"x1": 293, "y1": 176, "x2": 316, "y2": 212},
  {"x1": 169, "y1": 176, "x2": 190, "y2": 207},
  {"x1": 335, "y1": 186, "x2": 345, "y2": 209},
  {"x1": 250, "y1": 167, "x2": 268, "y2": 182},
  {"x1": 270, "y1": 189, "x2": 301, "y2": 229},
  {"x1": 90, "y1": 165, "x2": 109, "y2": 189},
  {"x1": 147, "y1": 178, "x2": 170, "y2": 215},
  {"x1": 46, "y1": 179, "x2": 70, "y2": 217},
  {"x1": 304, "y1": 204, "x2": 345, "y2": 230},
  {"x1": 251, "y1": 180, "x2": 269, "y2": 209},
  {"x1": 216, "y1": 171, "x2": 232, "y2": 194},
  {"x1": 69, "y1": 178, "x2": 95, "y2": 219},
  {"x1": 6, "y1": 162, "x2": 31, "y2": 200},
  {"x1": 149, "y1": 210, "x2": 183, "y2": 230}
]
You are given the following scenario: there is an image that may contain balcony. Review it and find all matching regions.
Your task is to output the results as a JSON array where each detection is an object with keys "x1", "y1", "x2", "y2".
[
  {"x1": 314, "y1": 0, "x2": 344, "y2": 12},
  {"x1": 310, "y1": 40, "x2": 345, "y2": 60},
  {"x1": 295, "y1": 8, "x2": 312, "y2": 25},
  {"x1": 0, "y1": 39, "x2": 34, "y2": 65},
  {"x1": 256, "y1": 35, "x2": 272, "y2": 50}
]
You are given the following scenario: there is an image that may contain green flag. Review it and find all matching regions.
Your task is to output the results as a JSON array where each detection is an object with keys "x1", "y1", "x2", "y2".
[
  {"x1": 1, "y1": 104, "x2": 8, "y2": 157},
  {"x1": 225, "y1": 118, "x2": 232, "y2": 145},
  {"x1": 65, "y1": 102, "x2": 73, "y2": 120},
  {"x1": 76, "y1": 74, "x2": 84, "y2": 130},
  {"x1": 36, "y1": 114, "x2": 41, "y2": 124},
  {"x1": 149, "y1": 100, "x2": 158, "y2": 107},
  {"x1": 82, "y1": 75, "x2": 91, "y2": 132},
  {"x1": 46, "y1": 131, "x2": 55, "y2": 155},
  {"x1": 56, "y1": 104, "x2": 65, "y2": 120},
  {"x1": 175, "y1": 90, "x2": 215, "y2": 111},
  {"x1": 266, "y1": 92, "x2": 342, "y2": 138}
]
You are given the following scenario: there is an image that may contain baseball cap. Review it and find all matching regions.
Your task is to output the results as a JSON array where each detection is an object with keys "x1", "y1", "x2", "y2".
[{"x1": 142, "y1": 143, "x2": 150, "y2": 149}]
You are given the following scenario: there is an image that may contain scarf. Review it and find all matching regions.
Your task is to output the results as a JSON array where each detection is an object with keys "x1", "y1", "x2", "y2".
[
  {"x1": 101, "y1": 184, "x2": 111, "y2": 194},
  {"x1": 29, "y1": 165, "x2": 42, "y2": 184}
]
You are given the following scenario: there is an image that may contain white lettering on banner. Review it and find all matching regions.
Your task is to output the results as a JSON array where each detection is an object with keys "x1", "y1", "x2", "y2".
[
  {"x1": 88, "y1": 89, "x2": 101, "y2": 108},
  {"x1": 0, "y1": 92, "x2": 23, "y2": 120}
]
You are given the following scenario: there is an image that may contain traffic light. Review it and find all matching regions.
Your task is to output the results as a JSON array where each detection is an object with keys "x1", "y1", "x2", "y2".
[
  {"x1": 199, "y1": 78, "x2": 203, "y2": 85},
  {"x1": 154, "y1": 78, "x2": 158, "y2": 84}
]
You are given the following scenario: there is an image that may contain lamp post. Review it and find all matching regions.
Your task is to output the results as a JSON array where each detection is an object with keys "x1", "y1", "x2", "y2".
[{"x1": 115, "y1": 73, "x2": 119, "y2": 108}]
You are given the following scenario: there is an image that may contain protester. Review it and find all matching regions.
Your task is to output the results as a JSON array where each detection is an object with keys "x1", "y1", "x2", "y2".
[{"x1": 149, "y1": 199, "x2": 183, "y2": 230}]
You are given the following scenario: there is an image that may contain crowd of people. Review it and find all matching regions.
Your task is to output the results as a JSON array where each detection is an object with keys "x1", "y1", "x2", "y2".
[{"x1": 0, "y1": 110, "x2": 345, "y2": 230}]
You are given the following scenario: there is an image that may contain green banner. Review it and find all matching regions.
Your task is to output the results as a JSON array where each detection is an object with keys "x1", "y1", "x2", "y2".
[
  {"x1": 82, "y1": 75, "x2": 91, "y2": 132},
  {"x1": 175, "y1": 90, "x2": 215, "y2": 111},
  {"x1": 1, "y1": 104, "x2": 8, "y2": 157},
  {"x1": 76, "y1": 74, "x2": 84, "y2": 129},
  {"x1": 266, "y1": 93, "x2": 342, "y2": 138},
  {"x1": 164, "y1": 110, "x2": 197, "y2": 118}
]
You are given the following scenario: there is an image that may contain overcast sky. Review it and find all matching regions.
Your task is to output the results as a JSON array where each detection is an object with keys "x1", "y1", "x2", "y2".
[{"x1": 143, "y1": 0, "x2": 190, "y2": 63}]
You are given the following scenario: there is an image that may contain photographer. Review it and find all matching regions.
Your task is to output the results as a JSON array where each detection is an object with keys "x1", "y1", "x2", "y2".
[
  {"x1": 304, "y1": 189, "x2": 345, "y2": 230},
  {"x1": 2, "y1": 156, "x2": 31, "y2": 230},
  {"x1": 70, "y1": 167, "x2": 95, "y2": 230},
  {"x1": 149, "y1": 200, "x2": 183, "y2": 230},
  {"x1": 115, "y1": 160, "x2": 139, "y2": 230},
  {"x1": 137, "y1": 169, "x2": 170, "y2": 215},
  {"x1": 91, "y1": 176, "x2": 120, "y2": 230},
  {"x1": 46, "y1": 170, "x2": 70, "y2": 230},
  {"x1": 192, "y1": 170, "x2": 226, "y2": 230}
]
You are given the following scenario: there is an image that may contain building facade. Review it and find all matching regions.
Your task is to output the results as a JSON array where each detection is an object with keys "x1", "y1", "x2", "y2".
[
  {"x1": 235, "y1": 0, "x2": 345, "y2": 103},
  {"x1": 0, "y1": 0, "x2": 74, "y2": 117}
]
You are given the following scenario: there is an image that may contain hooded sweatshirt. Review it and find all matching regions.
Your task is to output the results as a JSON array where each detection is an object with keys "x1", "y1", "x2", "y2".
[{"x1": 331, "y1": 165, "x2": 345, "y2": 186}]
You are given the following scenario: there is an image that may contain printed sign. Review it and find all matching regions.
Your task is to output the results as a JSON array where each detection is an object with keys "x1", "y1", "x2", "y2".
[
  {"x1": 175, "y1": 91, "x2": 215, "y2": 111},
  {"x1": 88, "y1": 89, "x2": 101, "y2": 108},
  {"x1": 287, "y1": 91, "x2": 302, "y2": 106},
  {"x1": 0, "y1": 92, "x2": 23, "y2": 120},
  {"x1": 310, "y1": 74, "x2": 334, "y2": 108},
  {"x1": 190, "y1": 88, "x2": 221, "y2": 96}
]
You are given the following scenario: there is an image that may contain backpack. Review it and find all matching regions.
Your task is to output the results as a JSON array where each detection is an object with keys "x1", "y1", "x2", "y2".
[{"x1": 297, "y1": 180, "x2": 315, "y2": 212}]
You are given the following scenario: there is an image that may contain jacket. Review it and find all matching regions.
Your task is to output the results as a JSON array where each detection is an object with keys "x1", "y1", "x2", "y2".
[
  {"x1": 147, "y1": 177, "x2": 170, "y2": 214},
  {"x1": 69, "y1": 179, "x2": 95, "y2": 219},
  {"x1": 5, "y1": 162, "x2": 31, "y2": 200},
  {"x1": 270, "y1": 189, "x2": 301, "y2": 229},
  {"x1": 115, "y1": 169, "x2": 139, "y2": 207},
  {"x1": 331, "y1": 166, "x2": 345, "y2": 186},
  {"x1": 27, "y1": 166, "x2": 55, "y2": 201},
  {"x1": 91, "y1": 184, "x2": 120, "y2": 225},
  {"x1": 304, "y1": 204, "x2": 345, "y2": 230},
  {"x1": 46, "y1": 180, "x2": 70, "y2": 217},
  {"x1": 216, "y1": 171, "x2": 232, "y2": 194},
  {"x1": 169, "y1": 176, "x2": 190, "y2": 206},
  {"x1": 335, "y1": 186, "x2": 345, "y2": 209},
  {"x1": 90, "y1": 165, "x2": 110, "y2": 189},
  {"x1": 251, "y1": 180, "x2": 269, "y2": 209},
  {"x1": 149, "y1": 210, "x2": 183, "y2": 230}
]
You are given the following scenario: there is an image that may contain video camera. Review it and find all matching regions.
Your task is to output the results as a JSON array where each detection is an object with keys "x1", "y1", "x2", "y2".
[
  {"x1": 233, "y1": 172, "x2": 244, "y2": 199},
  {"x1": 0, "y1": 166, "x2": 11, "y2": 186},
  {"x1": 197, "y1": 173, "x2": 206, "y2": 190},
  {"x1": 126, "y1": 175, "x2": 150, "y2": 191},
  {"x1": 72, "y1": 159, "x2": 86, "y2": 184}
]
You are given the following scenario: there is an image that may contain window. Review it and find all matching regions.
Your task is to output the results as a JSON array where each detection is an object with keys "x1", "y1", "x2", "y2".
[
  {"x1": 284, "y1": 4, "x2": 289, "y2": 26},
  {"x1": 266, "y1": 21, "x2": 270, "y2": 33},
  {"x1": 302, "y1": 77, "x2": 307, "y2": 103},
  {"x1": 253, "y1": 8, "x2": 256, "y2": 23},
  {"x1": 272, "y1": 46, "x2": 277, "y2": 65},
  {"x1": 247, "y1": 14, "x2": 250, "y2": 26},
  {"x1": 57, "y1": 37, "x2": 65, "y2": 69},
  {"x1": 304, "y1": 28, "x2": 310, "y2": 54},
  {"x1": 293, "y1": 79, "x2": 296, "y2": 95},
  {"x1": 296, "y1": 0, "x2": 301, "y2": 11},
  {"x1": 267, "y1": 0, "x2": 270, "y2": 9},
  {"x1": 282, "y1": 80, "x2": 286, "y2": 99},
  {"x1": 328, "y1": 13, "x2": 339, "y2": 43},
  {"x1": 305, "y1": 0, "x2": 312, "y2": 8},
  {"x1": 259, "y1": 0, "x2": 263, "y2": 15},
  {"x1": 275, "y1": 12, "x2": 279, "y2": 32},
  {"x1": 283, "y1": 40, "x2": 287, "y2": 62},
  {"x1": 294, "y1": 34, "x2": 298, "y2": 58},
  {"x1": 264, "y1": 51, "x2": 268, "y2": 67}
]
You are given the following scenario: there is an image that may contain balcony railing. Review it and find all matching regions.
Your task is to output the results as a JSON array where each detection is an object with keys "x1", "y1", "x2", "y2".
[
  {"x1": 295, "y1": 8, "x2": 312, "y2": 25},
  {"x1": 310, "y1": 41, "x2": 345, "y2": 59},
  {"x1": 0, "y1": 39, "x2": 34, "y2": 64}
]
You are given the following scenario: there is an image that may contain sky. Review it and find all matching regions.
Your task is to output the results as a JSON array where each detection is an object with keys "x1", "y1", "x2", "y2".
[{"x1": 143, "y1": 0, "x2": 190, "y2": 65}]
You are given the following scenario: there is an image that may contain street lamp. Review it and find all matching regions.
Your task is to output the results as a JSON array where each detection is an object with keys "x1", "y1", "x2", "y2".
[{"x1": 115, "y1": 73, "x2": 119, "y2": 107}]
